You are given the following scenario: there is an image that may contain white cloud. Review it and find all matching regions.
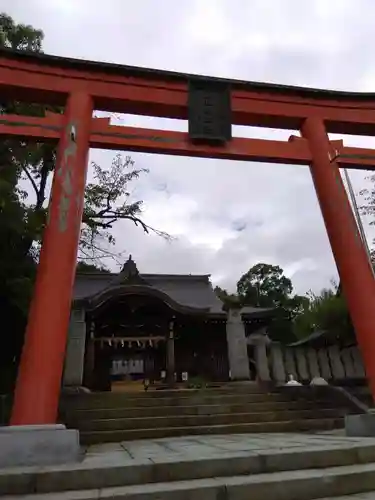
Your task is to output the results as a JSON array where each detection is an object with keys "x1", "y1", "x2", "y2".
[{"x1": 2, "y1": 0, "x2": 375, "y2": 295}]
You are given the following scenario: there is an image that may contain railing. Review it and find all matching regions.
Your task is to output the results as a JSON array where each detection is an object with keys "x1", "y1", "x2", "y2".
[{"x1": 251, "y1": 339, "x2": 366, "y2": 385}]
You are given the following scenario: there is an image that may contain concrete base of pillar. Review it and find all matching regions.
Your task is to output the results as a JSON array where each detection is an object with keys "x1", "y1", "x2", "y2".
[
  {"x1": 345, "y1": 413, "x2": 375, "y2": 437},
  {"x1": 0, "y1": 424, "x2": 81, "y2": 468}
]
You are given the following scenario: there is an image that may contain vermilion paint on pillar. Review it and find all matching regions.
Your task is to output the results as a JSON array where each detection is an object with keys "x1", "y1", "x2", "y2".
[
  {"x1": 11, "y1": 92, "x2": 93, "y2": 425},
  {"x1": 302, "y1": 117, "x2": 375, "y2": 399}
]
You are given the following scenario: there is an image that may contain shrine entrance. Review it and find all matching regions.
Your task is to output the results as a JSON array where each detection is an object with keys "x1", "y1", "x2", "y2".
[
  {"x1": 84, "y1": 294, "x2": 174, "y2": 391},
  {"x1": 65, "y1": 256, "x2": 232, "y2": 393},
  {"x1": 81, "y1": 290, "x2": 230, "y2": 392},
  {"x1": 91, "y1": 336, "x2": 166, "y2": 392},
  {"x1": 2, "y1": 49, "x2": 375, "y2": 426}
]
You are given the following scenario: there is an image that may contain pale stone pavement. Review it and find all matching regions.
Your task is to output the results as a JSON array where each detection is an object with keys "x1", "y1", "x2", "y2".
[
  {"x1": 3, "y1": 433, "x2": 375, "y2": 498},
  {"x1": 83, "y1": 432, "x2": 375, "y2": 467}
]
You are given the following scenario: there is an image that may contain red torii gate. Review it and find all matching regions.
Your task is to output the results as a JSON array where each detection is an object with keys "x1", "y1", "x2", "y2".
[{"x1": 1, "y1": 48, "x2": 375, "y2": 425}]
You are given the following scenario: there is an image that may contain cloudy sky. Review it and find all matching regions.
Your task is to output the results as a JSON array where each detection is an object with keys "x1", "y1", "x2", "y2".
[{"x1": 3, "y1": 0, "x2": 375, "y2": 295}]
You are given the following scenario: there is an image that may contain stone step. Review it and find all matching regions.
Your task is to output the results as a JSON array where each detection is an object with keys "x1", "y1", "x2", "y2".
[
  {"x1": 65, "y1": 400, "x2": 341, "y2": 420},
  {"x1": 1, "y1": 436, "x2": 375, "y2": 496},
  {"x1": 79, "y1": 417, "x2": 344, "y2": 444},
  {"x1": 65, "y1": 384, "x2": 265, "y2": 400},
  {"x1": 319, "y1": 495, "x2": 375, "y2": 499},
  {"x1": 61, "y1": 391, "x2": 325, "y2": 411},
  {"x1": 3, "y1": 462, "x2": 375, "y2": 499},
  {"x1": 73, "y1": 408, "x2": 346, "y2": 432}
]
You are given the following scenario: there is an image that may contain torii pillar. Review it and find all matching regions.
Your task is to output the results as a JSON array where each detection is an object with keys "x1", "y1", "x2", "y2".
[
  {"x1": 11, "y1": 92, "x2": 93, "y2": 425},
  {"x1": 302, "y1": 117, "x2": 375, "y2": 400}
]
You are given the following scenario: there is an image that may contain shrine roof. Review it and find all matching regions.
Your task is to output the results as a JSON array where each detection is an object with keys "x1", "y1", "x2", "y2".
[
  {"x1": 73, "y1": 271, "x2": 226, "y2": 314},
  {"x1": 72, "y1": 269, "x2": 274, "y2": 317},
  {"x1": 2, "y1": 47, "x2": 375, "y2": 101}
]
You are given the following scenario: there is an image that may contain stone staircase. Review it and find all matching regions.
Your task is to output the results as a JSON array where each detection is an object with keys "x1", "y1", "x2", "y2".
[
  {"x1": 60, "y1": 384, "x2": 364, "y2": 445},
  {"x1": 3, "y1": 432, "x2": 375, "y2": 499}
]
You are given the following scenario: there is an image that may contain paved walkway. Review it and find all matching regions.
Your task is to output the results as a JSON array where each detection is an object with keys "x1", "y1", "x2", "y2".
[
  {"x1": 83, "y1": 432, "x2": 375, "y2": 466},
  {"x1": 3, "y1": 433, "x2": 375, "y2": 497}
]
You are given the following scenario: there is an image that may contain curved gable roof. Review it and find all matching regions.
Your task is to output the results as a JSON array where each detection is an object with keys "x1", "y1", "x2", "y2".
[
  {"x1": 72, "y1": 259, "x2": 275, "y2": 318},
  {"x1": 73, "y1": 271, "x2": 225, "y2": 314},
  {"x1": 87, "y1": 284, "x2": 210, "y2": 315}
]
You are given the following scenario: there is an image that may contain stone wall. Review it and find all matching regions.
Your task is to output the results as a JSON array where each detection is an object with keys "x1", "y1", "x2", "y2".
[{"x1": 252, "y1": 339, "x2": 366, "y2": 385}]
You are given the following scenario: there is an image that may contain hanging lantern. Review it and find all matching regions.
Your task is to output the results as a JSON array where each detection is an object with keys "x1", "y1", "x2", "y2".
[
  {"x1": 121, "y1": 340, "x2": 125, "y2": 347},
  {"x1": 128, "y1": 341, "x2": 132, "y2": 348},
  {"x1": 149, "y1": 339, "x2": 153, "y2": 347},
  {"x1": 137, "y1": 340, "x2": 141, "y2": 347}
]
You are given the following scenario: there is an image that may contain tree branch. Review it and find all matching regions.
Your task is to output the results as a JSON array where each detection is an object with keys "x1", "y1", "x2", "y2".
[
  {"x1": 36, "y1": 160, "x2": 49, "y2": 209},
  {"x1": 78, "y1": 237, "x2": 125, "y2": 265},
  {"x1": 82, "y1": 212, "x2": 173, "y2": 240},
  {"x1": 21, "y1": 164, "x2": 39, "y2": 201}
]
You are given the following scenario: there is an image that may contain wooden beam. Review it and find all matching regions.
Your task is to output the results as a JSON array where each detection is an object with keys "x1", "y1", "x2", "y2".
[
  {"x1": 2, "y1": 53, "x2": 375, "y2": 134},
  {"x1": 1, "y1": 113, "x2": 375, "y2": 169}
]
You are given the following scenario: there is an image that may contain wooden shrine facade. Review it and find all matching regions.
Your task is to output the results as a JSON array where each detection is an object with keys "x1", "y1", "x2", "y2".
[{"x1": 62, "y1": 256, "x2": 275, "y2": 391}]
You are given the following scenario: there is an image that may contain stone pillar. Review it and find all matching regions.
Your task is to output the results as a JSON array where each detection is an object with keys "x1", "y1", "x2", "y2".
[
  {"x1": 317, "y1": 349, "x2": 332, "y2": 380},
  {"x1": 84, "y1": 321, "x2": 95, "y2": 388},
  {"x1": 295, "y1": 347, "x2": 309, "y2": 381},
  {"x1": 63, "y1": 309, "x2": 87, "y2": 387},
  {"x1": 306, "y1": 348, "x2": 320, "y2": 378},
  {"x1": 328, "y1": 345, "x2": 345, "y2": 381},
  {"x1": 284, "y1": 348, "x2": 298, "y2": 378},
  {"x1": 247, "y1": 330, "x2": 271, "y2": 382},
  {"x1": 270, "y1": 342, "x2": 286, "y2": 384},
  {"x1": 226, "y1": 308, "x2": 250, "y2": 380},
  {"x1": 166, "y1": 320, "x2": 175, "y2": 385}
]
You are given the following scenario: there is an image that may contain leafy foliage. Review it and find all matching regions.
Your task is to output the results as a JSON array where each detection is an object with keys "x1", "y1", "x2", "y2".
[
  {"x1": 360, "y1": 175, "x2": 375, "y2": 260},
  {"x1": 214, "y1": 286, "x2": 243, "y2": 310},
  {"x1": 293, "y1": 287, "x2": 355, "y2": 343},
  {"x1": 237, "y1": 263, "x2": 293, "y2": 307},
  {"x1": 76, "y1": 262, "x2": 111, "y2": 274},
  {"x1": 0, "y1": 13, "x2": 169, "y2": 391},
  {"x1": 0, "y1": 12, "x2": 43, "y2": 51},
  {"x1": 218, "y1": 261, "x2": 356, "y2": 345},
  {"x1": 0, "y1": 13, "x2": 44, "y2": 393},
  {"x1": 1, "y1": 13, "x2": 169, "y2": 266},
  {"x1": 0, "y1": 12, "x2": 60, "y2": 258},
  {"x1": 80, "y1": 154, "x2": 170, "y2": 263},
  {"x1": 215, "y1": 263, "x2": 308, "y2": 343}
]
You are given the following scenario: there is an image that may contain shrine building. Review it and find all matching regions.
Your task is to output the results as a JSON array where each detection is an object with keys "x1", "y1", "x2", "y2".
[{"x1": 62, "y1": 256, "x2": 275, "y2": 391}]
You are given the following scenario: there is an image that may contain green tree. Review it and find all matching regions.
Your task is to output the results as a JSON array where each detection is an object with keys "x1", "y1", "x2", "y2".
[
  {"x1": 0, "y1": 13, "x2": 169, "y2": 391},
  {"x1": 215, "y1": 263, "x2": 307, "y2": 343},
  {"x1": 80, "y1": 154, "x2": 169, "y2": 264},
  {"x1": 293, "y1": 287, "x2": 354, "y2": 343},
  {"x1": 0, "y1": 12, "x2": 43, "y2": 51},
  {"x1": 1, "y1": 13, "x2": 169, "y2": 264},
  {"x1": 213, "y1": 286, "x2": 242, "y2": 310},
  {"x1": 0, "y1": 13, "x2": 44, "y2": 392},
  {"x1": 76, "y1": 262, "x2": 111, "y2": 274},
  {"x1": 360, "y1": 175, "x2": 375, "y2": 262},
  {"x1": 237, "y1": 263, "x2": 293, "y2": 307}
]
